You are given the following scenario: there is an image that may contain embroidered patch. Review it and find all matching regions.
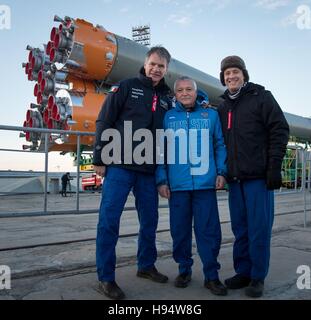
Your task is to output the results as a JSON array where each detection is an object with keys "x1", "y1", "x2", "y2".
[
  {"x1": 201, "y1": 112, "x2": 209, "y2": 118},
  {"x1": 132, "y1": 88, "x2": 144, "y2": 96},
  {"x1": 109, "y1": 86, "x2": 119, "y2": 93},
  {"x1": 132, "y1": 88, "x2": 144, "y2": 92}
]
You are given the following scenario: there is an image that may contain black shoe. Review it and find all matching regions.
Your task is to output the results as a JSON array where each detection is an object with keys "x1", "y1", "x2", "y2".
[
  {"x1": 174, "y1": 273, "x2": 192, "y2": 288},
  {"x1": 204, "y1": 279, "x2": 228, "y2": 296},
  {"x1": 245, "y1": 280, "x2": 264, "y2": 298},
  {"x1": 98, "y1": 281, "x2": 125, "y2": 300},
  {"x1": 225, "y1": 274, "x2": 251, "y2": 289},
  {"x1": 137, "y1": 267, "x2": 168, "y2": 283}
]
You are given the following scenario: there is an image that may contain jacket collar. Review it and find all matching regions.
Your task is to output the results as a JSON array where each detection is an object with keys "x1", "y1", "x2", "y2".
[
  {"x1": 175, "y1": 100, "x2": 201, "y2": 112},
  {"x1": 220, "y1": 82, "x2": 265, "y2": 101}
]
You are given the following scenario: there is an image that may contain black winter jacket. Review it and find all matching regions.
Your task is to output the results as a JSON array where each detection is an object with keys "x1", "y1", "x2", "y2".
[
  {"x1": 93, "y1": 68, "x2": 171, "y2": 174},
  {"x1": 217, "y1": 82, "x2": 289, "y2": 181}
]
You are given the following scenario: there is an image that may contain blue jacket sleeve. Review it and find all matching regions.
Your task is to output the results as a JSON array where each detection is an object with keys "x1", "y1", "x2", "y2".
[
  {"x1": 155, "y1": 115, "x2": 169, "y2": 187},
  {"x1": 155, "y1": 165, "x2": 168, "y2": 187},
  {"x1": 213, "y1": 112, "x2": 227, "y2": 177}
]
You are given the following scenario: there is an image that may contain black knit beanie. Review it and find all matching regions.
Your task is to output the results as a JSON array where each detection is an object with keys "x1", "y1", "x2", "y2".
[{"x1": 220, "y1": 55, "x2": 250, "y2": 86}]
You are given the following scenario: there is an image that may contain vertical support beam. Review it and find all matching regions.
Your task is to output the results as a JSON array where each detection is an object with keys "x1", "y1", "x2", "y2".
[
  {"x1": 302, "y1": 150, "x2": 307, "y2": 228},
  {"x1": 44, "y1": 133, "x2": 49, "y2": 213},
  {"x1": 295, "y1": 148, "x2": 299, "y2": 190},
  {"x1": 76, "y1": 135, "x2": 81, "y2": 212}
]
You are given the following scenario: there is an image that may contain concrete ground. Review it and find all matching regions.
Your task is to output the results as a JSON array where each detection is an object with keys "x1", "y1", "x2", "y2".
[{"x1": 0, "y1": 191, "x2": 311, "y2": 301}]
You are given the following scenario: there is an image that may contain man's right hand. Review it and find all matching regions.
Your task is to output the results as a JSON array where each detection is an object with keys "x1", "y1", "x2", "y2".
[
  {"x1": 158, "y1": 185, "x2": 171, "y2": 200},
  {"x1": 94, "y1": 165, "x2": 106, "y2": 178}
]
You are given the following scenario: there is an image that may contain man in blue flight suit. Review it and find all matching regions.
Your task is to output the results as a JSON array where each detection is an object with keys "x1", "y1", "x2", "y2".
[
  {"x1": 156, "y1": 76, "x2": 228, "y2": 296},
  {"x1": 93, "y1": 46, "x2": 172, "y2": 300},
  {"x1": 217, "y1": 56, "x2": 289, "y2": 298}
]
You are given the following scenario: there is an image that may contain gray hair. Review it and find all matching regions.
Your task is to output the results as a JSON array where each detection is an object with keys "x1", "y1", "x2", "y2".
[
  {"x1": 174, "y1": 76, "x2": 197, "y2": 93},
  {"x1": 146, "y1": 46, "x2": 171, "y2": 65}
]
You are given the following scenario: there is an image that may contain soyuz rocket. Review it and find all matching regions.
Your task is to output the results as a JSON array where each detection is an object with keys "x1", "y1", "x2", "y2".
[{"x1": 21, "y1": 15, "x2": 311, "y2": 153}]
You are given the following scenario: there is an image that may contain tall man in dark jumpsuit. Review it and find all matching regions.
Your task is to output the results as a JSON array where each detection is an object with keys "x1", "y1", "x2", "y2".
[
  {"x1": 93, "y1": 46, "x2": 172, "y2": 300},
  {"x1": 217, "y1": 56, "x2": 289, "y2": 298}
]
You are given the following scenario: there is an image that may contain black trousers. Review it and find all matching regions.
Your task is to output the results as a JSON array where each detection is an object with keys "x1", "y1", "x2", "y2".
[{"x1": 61, "y1": 183, "x2": 67, "y2": 196}]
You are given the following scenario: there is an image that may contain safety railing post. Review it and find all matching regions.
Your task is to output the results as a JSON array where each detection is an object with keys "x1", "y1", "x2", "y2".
[
  {"x1": 302, "y1": 149, "x2": 307, "y2": 228},
  {"x1": 76, "y1": 135, "x2": 81, "y2": 212},
  {"x1": 44, "y1": 133, "x2": 49, "y2": 214},
  {"x1": 295, "y1": 148, "x2": 299, "y2": 190}
]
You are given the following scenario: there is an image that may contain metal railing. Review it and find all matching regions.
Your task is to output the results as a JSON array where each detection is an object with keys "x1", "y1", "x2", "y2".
[
  {"x1": 0, "y1": 124, "x2": 95, "y2": 214},
  {"x1": 0, "y1": 124, "x2": 310, "y2": 226}
]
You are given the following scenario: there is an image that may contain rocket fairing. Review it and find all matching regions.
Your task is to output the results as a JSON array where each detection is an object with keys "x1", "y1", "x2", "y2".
[{"x1": 21, "y1": 15, "x2": 311, "y2": 152}]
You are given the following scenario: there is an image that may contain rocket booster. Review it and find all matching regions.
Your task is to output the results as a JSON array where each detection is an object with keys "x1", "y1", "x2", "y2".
[
  {"x1": 49, "y1": 16, "x2": 224, "y2": 103},
  {"x1": 21, "y1": 15, "x2": 310, "y2": 152}
]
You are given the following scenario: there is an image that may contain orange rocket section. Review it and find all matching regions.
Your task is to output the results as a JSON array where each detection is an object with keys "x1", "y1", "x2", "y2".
[
  {"x1": 73, "y1": 19, "x2": 118, "y2": 80},
  {"x1": 48, "y1": 90, "x2": 107, "y2": 152}
]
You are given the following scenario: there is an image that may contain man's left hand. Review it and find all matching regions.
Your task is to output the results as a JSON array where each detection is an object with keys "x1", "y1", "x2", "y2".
[
  {"x1": 216, "y1": 176, "x2": 226, "y2": 190},
  {"x1": 266, "y1": 169, "x2": 282, "y2": 190}
]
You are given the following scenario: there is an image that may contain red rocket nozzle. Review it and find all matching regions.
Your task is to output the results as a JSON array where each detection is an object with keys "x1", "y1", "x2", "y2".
[
  {"x1": 46, "y1": 41, "x2": 53, "y2": 55},
  {"x1": 37, "y1": 92, "x2": 43, "y2": 105},
  {"x1": 48, "y1": 95, "x2": 55, "y2": 110},
  {"x1": 41, "y1": 79, "x2": 46, "y2": 92},
  {"x1": 28, "y1": 69, "x2": 33, "y2": 81},
  {"x1": 50, "y1": 48, "x2": 56, "y2": 62},
  {"x1": 38, "y1": 70, "x2": 43, "y2": 84},
  {"x1": 50, "y1": 27, "x2": 58, "y2": 42},
  {"x1": 48, "y1": 118, "x2": 54, "y2": 130},
  {"x1": 31, "y1": 56, "x2": 35, "y2": 69},
  {"x1": 25, "y1": 132, "x2": 31, "y2": 142},
  {"x1": 52, "y1": 104, "x2": 60, "y2": 121},
  {"x1": 34, "y1": 83, "x2": 40, "y2": 97},
  {"x1": 26, "y1": 110, "x2": 32, "y2": 122}
]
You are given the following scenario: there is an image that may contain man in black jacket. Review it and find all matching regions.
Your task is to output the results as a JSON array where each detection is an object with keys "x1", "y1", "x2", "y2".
[
  {"x1": 61, "y1": 172, "x2": 71, "y2": 197},
  {"x1": 93, "y1": 46, "x2": 171, "y2": 300},
  {"x1": 217, "y1": 56, "x2": 289, "y2": 298}
]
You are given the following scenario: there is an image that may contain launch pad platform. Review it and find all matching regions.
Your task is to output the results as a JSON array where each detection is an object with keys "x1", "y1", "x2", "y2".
[{"x1": 0, "y1": 191, "x2": 311, "y2": 301}]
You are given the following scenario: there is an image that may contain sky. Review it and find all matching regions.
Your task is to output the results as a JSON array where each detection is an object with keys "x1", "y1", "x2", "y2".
[{"x1": 0, "y1": 0, "x2": 310, "y2": 171}]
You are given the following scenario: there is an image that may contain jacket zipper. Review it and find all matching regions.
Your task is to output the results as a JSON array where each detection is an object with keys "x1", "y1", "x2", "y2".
[
  {"x1": 152, "y1": 93, "x2": 158, "y2": 112},
  {"x1": 230, "y1": 103, "x2": 239, "y2": 180},
  {"x1": 227, "y1": 109, "x2": 232, "y2": 130},
  {"x1": 187, "y1": 112, "x2": 195, "y2": 190}
]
